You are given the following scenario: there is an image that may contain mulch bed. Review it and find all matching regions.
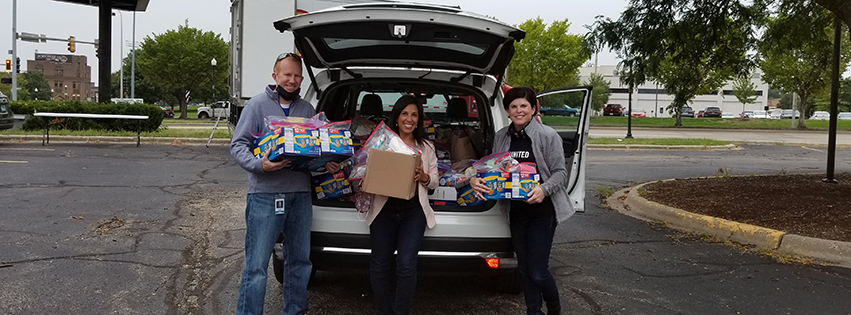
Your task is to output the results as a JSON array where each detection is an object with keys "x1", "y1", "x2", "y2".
[{"x1": 641, "y1": 173, "x2": 851, "y2": 243}]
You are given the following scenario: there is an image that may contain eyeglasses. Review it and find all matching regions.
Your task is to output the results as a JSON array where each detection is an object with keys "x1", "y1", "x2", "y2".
[{"x1": 277, "y1": 52, "x2": 300, "y2": 61}]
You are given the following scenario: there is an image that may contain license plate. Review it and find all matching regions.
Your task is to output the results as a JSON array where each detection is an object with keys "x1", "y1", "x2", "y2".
[{"x1": 0, "y1": 104, "x2": 6, "y2": 113}]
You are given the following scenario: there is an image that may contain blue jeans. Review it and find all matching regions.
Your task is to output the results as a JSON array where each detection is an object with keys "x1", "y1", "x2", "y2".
[
  {"x1": 236, "y1": 192, "x2": 312, "y2": 315},
  {"x1": 510, "y1": 199, "x2": 560, "y2": 315},
  {"x1": 369, "y1": 200, "x2": 426, "y2": 315}
]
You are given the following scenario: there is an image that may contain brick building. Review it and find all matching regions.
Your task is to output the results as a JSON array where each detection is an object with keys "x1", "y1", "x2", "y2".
[{"x1": 27, "y1": 53, "x2": 94, "y2": 101}]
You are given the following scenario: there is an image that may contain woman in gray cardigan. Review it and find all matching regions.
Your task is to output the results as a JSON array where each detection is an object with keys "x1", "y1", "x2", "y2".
[{"x1": 470, "y1": 87, "x2": 572, "y2": 315}]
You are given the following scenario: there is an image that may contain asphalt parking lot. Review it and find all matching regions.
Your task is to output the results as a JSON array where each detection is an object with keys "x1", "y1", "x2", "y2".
[{"x1": 1, "y1": 142, "x2": 850, "y2": 314}]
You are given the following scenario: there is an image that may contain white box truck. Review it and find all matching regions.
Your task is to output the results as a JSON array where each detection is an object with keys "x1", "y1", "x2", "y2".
[{"x1": 228, "y1": 0, "x2": 389, "y2": 125}]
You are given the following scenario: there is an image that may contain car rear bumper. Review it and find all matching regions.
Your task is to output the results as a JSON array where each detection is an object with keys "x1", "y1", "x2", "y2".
[
  {"x1": 0, "y1": 117, "x2": 14, "y2": 130},
  {"x1": 308, "y1": 232, "x2": 517, "y2": 274}
]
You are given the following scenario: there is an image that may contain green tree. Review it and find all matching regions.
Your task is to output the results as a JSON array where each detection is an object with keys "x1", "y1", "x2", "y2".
[
  {"x1": 136, "y1": 21, "x2": 229, "y2": 118},
  {"x1": 506, "y1": 18, "x2": 590, "y2": 93},
  {"x1": 21, "y1": 71, "x2": 53, "y2": 101},
  {"x1": 732, "y1": 75, "x2": 758, "y2": 116},
  {"x1": 0, "y1": 73, "x2": 29, "y2": 100},
  {"x1": 111, "y1": 51, "x2": 164, "y2": 105},
  {"x1": 582, "y1": 72, "x2": 611, "y2": 113},
  {"x1": 588, "y1": 0, "x2": 757, "y2": 127},
  {"x1": 814, "y1": 77, "x2": 851, "y2": 112},
  {"x1": 759, "y1": 3, "x2": 851, "y2": 129}
]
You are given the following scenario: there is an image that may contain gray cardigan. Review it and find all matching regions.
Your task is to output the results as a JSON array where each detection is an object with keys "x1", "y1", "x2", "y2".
[
  {"x1": 230, "y1": 85, "x2": 316, "y2": 194},
  {"x1": 493, "y1": 119, "x2": 575, "y2": 223}
]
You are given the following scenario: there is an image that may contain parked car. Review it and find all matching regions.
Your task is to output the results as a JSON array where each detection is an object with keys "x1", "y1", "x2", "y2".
[
  {"x1": 770, "y1": 110, "x2": 782, "y2": 119},
  {"x1": 838, "y1": 112, "x2": 851, "y2": 120},
  {"x1": 810, "y1": 111, "x2": 830, "y2": 120},
  {"x1": 273, "y1": 3, "x2": 592, "y2": 292},
  {"x1": 0, "y1": 91, "x2": 13, "y2": 130},
  {"x1": 678, "y1": 106, "x2": 695, "y2": 118},
  {"x1": 603, "y1": 103, "x2": 624, "y2": 116},
  {"x1": 630, "y1": 108, "x2": 646, "y2": 117},
  {"x1": 703, "y1": 106, "x2": 722, "y2": 118},
  {"x1": 539, "y1": 104, "x2": 580, "y2": 116},
  {"x1": 742, "y1": 110, "x2": 754, "y2": 118},
  {"x1": 160, "y1": 106, "x2": 175, "y2": 118},
  {"x1": 696, "y1": 110, "x2": 705, "y2": 118},
  {"x1": 197, "y1": 101, "x2": 230, "y2": 119},
  {"x1": 721, "y1": 112, "x2": 735, "y2": 118},
  {"x1": 750, "y1": 110, "x2": 769, "y2": 119},
  {"x1": 780, "y1": 109, "x2": 800, "y2": 119}
]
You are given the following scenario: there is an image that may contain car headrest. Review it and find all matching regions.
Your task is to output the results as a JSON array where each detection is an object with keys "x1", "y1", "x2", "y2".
[
  {"x1": 360, "y1": 94, "x2": 384, "y2": 117},
  {"x1": 446, "y1": 98, "x2": 468, "y2": 119}
]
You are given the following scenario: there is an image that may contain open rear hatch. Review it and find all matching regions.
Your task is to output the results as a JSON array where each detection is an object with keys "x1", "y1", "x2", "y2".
[{"x1": 273, "y1": 2, "x2": 525, "y2": 76}]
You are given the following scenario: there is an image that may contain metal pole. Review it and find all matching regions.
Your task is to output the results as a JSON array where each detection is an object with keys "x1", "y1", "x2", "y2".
[
  {"x1": 98, "y1": 0, "x2": 113, "y2": 103},
  {"x1": 114, "y1": 10, "x2": 123, "y2": 98},
  {"x1": 824, "y1": 17, "x2": 841, "y2": 184},
  {"x1": 131, "y1": 11, "x2": 136, "y2": 98},
  {"x1": 626, "y1": 85, "x2": 633, "y2": 138},
  {"x1": 11, "y1": 0, "x2": 18, "y2": 101}
]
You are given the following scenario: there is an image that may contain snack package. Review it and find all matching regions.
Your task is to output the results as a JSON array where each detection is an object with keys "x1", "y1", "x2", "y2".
[
  {"x1": 313, "y1": 171, "x2": 352, "y2": 200},
  {"x1": 472, "y1": 151, "x2": 516, "y2": 172},
  {"x1": 511, "y1": 173, "x2": 541, "y2": 199},
  {"x1": 456, "y1": 185, "x2": 486, "y2": 206},
  {"x1": 438, "y1": 171, "x2": 470, "y2": 188},
  {"x1": 477, "y1": 171, "x2": 512, "y2": 199},
  {"x1": 265, "y1": 116, "x2": 316, "y2": 134},
  {"x1": 253, "y1": 127, "x2": 321, "y2": 162},
  {"x1": 508, "y1": 162, "x2": 538, "y2": 174}
]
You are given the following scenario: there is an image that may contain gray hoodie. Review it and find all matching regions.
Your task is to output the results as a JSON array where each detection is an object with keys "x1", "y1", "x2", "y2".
[
  {"x1": 230, "y1": 85, "x2": 316, "y2": 194},
  {"x1": 493, "y1": 118, "x2": 575, "y2": 223}
]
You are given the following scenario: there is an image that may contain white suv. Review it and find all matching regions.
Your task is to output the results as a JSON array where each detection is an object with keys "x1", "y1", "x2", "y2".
[{"x1": 271, "y1": 3, "x2": 591, "y2": 292}]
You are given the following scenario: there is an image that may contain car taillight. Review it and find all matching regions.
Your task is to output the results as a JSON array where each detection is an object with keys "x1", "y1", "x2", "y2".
[{"x1": 485, "y1": 258, "x2": 499, "y2": 269}]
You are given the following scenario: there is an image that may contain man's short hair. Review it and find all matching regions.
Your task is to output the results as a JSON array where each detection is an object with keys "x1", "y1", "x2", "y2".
[{"x1": 273, "y1": 52, "x2": 303, "y2": 72}]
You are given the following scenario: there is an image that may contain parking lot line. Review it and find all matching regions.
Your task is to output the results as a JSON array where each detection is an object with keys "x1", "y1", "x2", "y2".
[
  {"x1": 0, "y1": 160, "x2": 29, "y2": 163},
  {"x1": 4, "y1": 147, "x2": 55, "y2": 151}
]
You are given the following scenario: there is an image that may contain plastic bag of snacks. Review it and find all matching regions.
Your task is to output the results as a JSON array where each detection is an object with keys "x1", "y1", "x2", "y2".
[
  {"x1": 472, "y1": 151, "x2": 516, "y2": 172},
  {"x1": 264, "y1": 116, "x2": 316, "y2": 133}
]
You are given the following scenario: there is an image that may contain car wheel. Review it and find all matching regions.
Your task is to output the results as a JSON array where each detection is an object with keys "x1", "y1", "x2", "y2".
[
  {"x1": 198, "y1": 112, "x2": 209, "y2": 119},
  {"x1": 493, "y1": 269, "x2": 522, "y2": 294}
]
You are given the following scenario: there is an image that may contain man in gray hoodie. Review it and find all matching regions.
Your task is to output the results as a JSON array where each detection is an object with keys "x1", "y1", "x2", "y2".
[{"x1": 231, "y1": 53, "x2": 316, "y2": 315}]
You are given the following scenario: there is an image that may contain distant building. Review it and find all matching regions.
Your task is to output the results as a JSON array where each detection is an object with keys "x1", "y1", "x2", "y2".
[
  {"x1": 27, "y1": 53, "x2": 94, "y2": 102},
  {"x1": 579, "y1": 65, "x2": 770, "y2": 117}
]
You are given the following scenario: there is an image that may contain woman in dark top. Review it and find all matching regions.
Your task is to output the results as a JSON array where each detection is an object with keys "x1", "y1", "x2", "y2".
[{"x1": 470, "y1": 87, "x2": 573, "y2": 315}]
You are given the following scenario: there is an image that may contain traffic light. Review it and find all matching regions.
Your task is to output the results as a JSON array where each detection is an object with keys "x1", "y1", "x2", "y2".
[
  {"x1": 15, "y1": 57, "x2": 20, "y2": 73},
  {"x1": 68, "y1": 36, "x2": 76, "y2": 53},
  {"x1": 4, "y1": 59, "x2": 10, "y2": 71}
]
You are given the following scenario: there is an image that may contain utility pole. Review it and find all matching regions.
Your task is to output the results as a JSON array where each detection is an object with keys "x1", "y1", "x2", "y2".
[
  {"x1": 131, "y1": 11, "x2": 136, "y2": 98},
  {"x1": 11, "y1": 0, "x2": 18, "y2": 101}
]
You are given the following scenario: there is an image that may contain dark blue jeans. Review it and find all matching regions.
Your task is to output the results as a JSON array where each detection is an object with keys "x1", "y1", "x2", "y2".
[
  {"x1": 369, "y1": 200, "x2": 426, "y2": 315},
  {"x1": 236, "y1": 192, "x2": 312, "y2": 315},
  {"x1": 510, "y1": 198, "x2": 560, "y2": 315}
]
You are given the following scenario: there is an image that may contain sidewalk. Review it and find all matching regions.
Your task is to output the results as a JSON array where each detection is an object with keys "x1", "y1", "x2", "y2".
[{"x1": 606, "y1": 182, "x2": 851, "y2": 268}]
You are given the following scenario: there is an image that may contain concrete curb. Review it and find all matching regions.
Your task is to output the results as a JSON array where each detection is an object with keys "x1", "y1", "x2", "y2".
[
  {"x1": 0, "y1": 135, "x2": 231, "y2": 146},
  {"x1": 607, "y1": 181, "x2": 851, "y2": 268},
  {"x1": 589, "y1": 144, "x2": 739, "y2": 151}
]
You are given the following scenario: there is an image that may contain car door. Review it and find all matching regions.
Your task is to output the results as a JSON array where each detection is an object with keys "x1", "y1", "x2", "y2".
[{"x1": 536, "y1": 87, "x2": 593, "y2": 213}]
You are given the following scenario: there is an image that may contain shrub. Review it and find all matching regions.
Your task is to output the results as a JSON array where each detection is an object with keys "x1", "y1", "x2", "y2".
[{"x1": 11, "y1": 100, "x2": 163, "y2": 132}]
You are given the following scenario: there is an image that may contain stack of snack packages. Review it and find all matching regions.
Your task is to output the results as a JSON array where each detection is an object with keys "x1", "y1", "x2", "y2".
[
  {"x1": 252, "y1": 112, "x2": 357, "y2": 200},
  {"x1": 472, "y1": 152, "x2": 541, "y2": 201}
]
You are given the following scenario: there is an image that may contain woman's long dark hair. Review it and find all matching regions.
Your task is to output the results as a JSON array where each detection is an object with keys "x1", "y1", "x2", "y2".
[{"x1": 389, "y1": 95, "x2": 427, "y2": 146}]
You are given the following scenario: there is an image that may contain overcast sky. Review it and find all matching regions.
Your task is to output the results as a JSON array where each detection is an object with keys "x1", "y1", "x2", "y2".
[{"x1": 0, "y1": 0, "x2": 629, "y2": 86}]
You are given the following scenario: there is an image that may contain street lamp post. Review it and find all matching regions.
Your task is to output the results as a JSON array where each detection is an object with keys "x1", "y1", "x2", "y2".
[
  {"x1": 211, "y1": 58, "x2": 217, "y2": 114},
  {"x1": 113, "y1": 10, "x2": 124, "y2": 98}
]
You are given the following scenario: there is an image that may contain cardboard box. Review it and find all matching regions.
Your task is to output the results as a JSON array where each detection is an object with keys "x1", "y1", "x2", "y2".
[
  {"x1": 477, "y1": 171, "x2": 512, "y2": 199},
  {"x1": 362, "y1": 149, "x2": 420, "y2": 199},
  {"x1": 510, "y1": 173, "x2": 540, "y2": 199},
  {"x1": 428, "y1": 186, "x2": 458, "y2": 206},
  {"x1": 313, "y1": 171, "x2": 352, "y2": 200},
  {"x1": 253, "y1": 128, "x2": 321, "y2": 162},
  {"x1": 319, "y1": 128, "x2": 354, "y2": 155},
  {"x1": 456, "y1": 185, "x2": 486, "y2": 206}
]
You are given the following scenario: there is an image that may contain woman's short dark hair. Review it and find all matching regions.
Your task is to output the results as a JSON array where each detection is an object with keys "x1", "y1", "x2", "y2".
[
  {"x1": 389, "y1": 95, "x2": 427, "y2": 145},
  {"x1": 503, "y1": 87, "x2": 537, "y2": 112}
]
